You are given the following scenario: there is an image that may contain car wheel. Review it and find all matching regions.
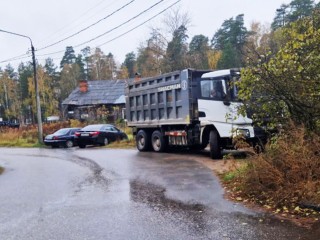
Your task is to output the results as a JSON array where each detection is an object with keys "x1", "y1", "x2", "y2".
[
  {"x1": 100, "y1": 138, "x2": 109, "y2": 146},
  {"x1": 65, "y1": 140, "x2": 74, "y2": 148},
  {"x1": 78, "y1": 144, "x2": 86, "y2": 148}
]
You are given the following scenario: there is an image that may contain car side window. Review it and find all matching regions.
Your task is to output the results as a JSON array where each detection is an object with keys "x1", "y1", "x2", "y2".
[
  {"x1": 110, "y1": 127, "x2": 117, "y2": 132},
  {"x1": 105, "y1": 126, "x2": 112, "y2": 131}
]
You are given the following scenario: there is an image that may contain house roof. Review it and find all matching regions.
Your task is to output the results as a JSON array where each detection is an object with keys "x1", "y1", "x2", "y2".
[{"x1": 62, "y1": 79, "x2": 129, "y2": 106}]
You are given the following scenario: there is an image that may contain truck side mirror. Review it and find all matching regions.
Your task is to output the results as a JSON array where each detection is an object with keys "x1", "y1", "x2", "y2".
[
  {"x1": 223, "y1": 100, "x2": 231, "y2": 106},
  {"x1": 199, "y1": 111, "x2": 206, "y2": 117}
]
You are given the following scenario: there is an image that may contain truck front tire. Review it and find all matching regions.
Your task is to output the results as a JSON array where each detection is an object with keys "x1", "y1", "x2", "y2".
[
  {"x1": 209, "y1": 130, "x2": 222, "y2": 159},
  {"x1": 136, "y1": 130, "x2": 150, "y2": 151},
  {"x1": 151, "y1": 130, "x2": 166, "y2": 152}
]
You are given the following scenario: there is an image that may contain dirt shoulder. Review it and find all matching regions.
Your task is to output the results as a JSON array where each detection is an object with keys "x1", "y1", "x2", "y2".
[{"x1": 194, "y1": 156, "x2": 320, "y2": 229}]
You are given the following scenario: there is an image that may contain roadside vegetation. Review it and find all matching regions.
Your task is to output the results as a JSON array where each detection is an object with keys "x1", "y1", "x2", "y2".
[
  {"x1": 221, "y1": 125, "x2": 320, "y2": 225},
  {"x1": 220, "y1": 7, "x2": 320, "y2": 225}
]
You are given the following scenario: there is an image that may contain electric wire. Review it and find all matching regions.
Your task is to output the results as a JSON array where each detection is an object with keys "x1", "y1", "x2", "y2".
[
  {"x1": 37, "y1": 0, "x2": 135, "y2": 51},
  {"x1": 0, "y1": 53, "x2": 31, "y2": 64},
  {"x1": 97, "y1": 0, "x2": 181, "y2": 48},
  {"x1": 37, "y1": 0, "x2": 107, "y2": 44},
  {"x1": 0, "y1": 0, "x2": 128, "y2": 65},
  {"x1": 1, "y1": 0, "x2": 178, "y2": 65},
  {"x1": 36, "y1": 0, "x2": 167, "y2": 57},
  {"x1": 72, "y1": 0, "x2": 165, "y2": 48}
]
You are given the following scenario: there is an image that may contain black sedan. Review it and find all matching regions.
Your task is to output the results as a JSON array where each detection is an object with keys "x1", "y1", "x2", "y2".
[
  {"x1": 44, "y1": 128, "x2": 81, "y2": 148},
  {"x1": 74, "y1": 124, "x2": 128, "y2": 148}
]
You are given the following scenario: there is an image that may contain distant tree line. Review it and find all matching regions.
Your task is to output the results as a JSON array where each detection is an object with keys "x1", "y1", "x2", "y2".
[{"x1": 0, "y1": 0, "x2": 319, "y2": 129}]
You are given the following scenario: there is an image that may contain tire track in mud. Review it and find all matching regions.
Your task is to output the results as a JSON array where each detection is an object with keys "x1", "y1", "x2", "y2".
[{"x1": 64, "y1": 155, "x2": 113, "y2": 193}]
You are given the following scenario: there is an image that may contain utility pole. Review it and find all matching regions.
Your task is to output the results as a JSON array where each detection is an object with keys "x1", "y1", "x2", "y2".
[{"x1": 0, "y1": 29, "x2": 43, "y2": 143}]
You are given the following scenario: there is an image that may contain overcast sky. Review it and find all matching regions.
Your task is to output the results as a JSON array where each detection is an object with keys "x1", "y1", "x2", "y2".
[{"x1": 0, "y1": 0, "x2": 309, "y2": 70}]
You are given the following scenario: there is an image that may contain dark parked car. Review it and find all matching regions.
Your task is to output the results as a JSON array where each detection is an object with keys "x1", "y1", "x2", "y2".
[
  {"x1": 75, "y1": 124, "x2": 128, "y2": 148},
  {"x1": 0, "y1": 121, "x2": 20, "y2": 128},
  {"x1": 44, "y1": 128, "x2": 81, "y2": 148}
]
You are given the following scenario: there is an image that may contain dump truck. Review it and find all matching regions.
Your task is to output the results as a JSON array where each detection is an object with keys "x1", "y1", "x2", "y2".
[{"x1": 125, "y1": 68, "x2": 263, "y2": 159}]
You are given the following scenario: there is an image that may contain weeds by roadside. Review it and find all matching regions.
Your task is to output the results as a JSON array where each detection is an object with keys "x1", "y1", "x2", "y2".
[
  {"x1": 220, "y1": 124, "x2": 320, "y2": 227},
  {"x1": 106, "y1": 139, "x2": 135, "y2": 149},
  {"x1": 0, "y1": 166, "x2": 4, "y2": 174}
]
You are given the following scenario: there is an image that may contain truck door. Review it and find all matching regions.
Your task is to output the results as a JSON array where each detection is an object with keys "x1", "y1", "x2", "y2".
[{"x1": 197, "y1": 77, "x2": 237, "y2": 138}]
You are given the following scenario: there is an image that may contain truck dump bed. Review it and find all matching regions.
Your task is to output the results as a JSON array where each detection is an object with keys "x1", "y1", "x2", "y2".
[{"x1": 125, "y1": 69, "x2": 210, "y2": 128}]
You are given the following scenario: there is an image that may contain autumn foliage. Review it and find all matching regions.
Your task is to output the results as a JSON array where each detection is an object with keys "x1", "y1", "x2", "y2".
[{"x1": 234, "y1": 124, "x2": 320, "y2": 214}]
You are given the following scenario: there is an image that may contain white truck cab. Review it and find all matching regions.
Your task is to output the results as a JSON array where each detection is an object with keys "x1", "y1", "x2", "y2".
[{"x1": 195, "y1": 69, "x2": 258, "y2": 158}]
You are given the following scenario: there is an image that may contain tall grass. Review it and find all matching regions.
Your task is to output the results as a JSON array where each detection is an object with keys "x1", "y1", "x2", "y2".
[
  {"x1": 0, "y1": 128, "x2": 38, "y2": 147},
  {"x1": 237, "y1": 123, "x2": 320, "y2": 210}
]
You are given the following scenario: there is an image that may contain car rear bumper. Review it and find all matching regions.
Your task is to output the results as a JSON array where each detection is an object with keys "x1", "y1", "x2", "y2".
[
  {"x1": 75, "y1": 137, "x2": 101, "y2": 145},
  {"x1": 44, "y1": 140, "x2": 66, "y2": 146}
]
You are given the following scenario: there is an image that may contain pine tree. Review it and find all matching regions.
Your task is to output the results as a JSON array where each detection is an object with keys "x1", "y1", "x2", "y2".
[
  {"x1": 211, "y1": 14, "x2": 248, "y2": 68},
  {"x1": 123, "y1": 52, "x2": 137, "y2": 78},
  {"x1": 165, "y1": 25, "x2": 188, "y2": 71},
  {"x1": 188, "y1": 35, "x2": 211, "y2": 69},
  {"x1": 60, "y1": 46, "x2": 76, "y2": 68}
]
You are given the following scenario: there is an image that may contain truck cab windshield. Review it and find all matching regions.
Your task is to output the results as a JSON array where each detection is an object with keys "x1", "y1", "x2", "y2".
[{"x1": 200, "y1": 77, "x2": 240, "y2": 102}]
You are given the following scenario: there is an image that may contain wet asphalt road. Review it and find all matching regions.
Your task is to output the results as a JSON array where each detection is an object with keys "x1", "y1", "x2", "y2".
[{"x1": 0, "y1": 147, "x2": 319, "y2": 240}]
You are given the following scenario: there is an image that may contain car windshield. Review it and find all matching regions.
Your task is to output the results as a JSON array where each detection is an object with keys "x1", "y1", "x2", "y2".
[{"x1": 81, "y1": 125, "x2": 103, "y2": 131}]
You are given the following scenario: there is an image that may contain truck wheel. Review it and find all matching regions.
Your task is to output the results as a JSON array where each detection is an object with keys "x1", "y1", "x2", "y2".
[
  {"x1": 136, "y1": 130, "x2": 150, "y2": 151},
  {"x1": 151, "y1": 130, "x2": 166, "y2": 152},
  {"x1": 209, "y1": 130, "x2": 222, "y2": 159}
]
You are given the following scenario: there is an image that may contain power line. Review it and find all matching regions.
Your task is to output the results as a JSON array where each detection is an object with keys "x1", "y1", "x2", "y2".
[
  {"x1": 1, "y1": 0, "x2": 178, "y2": 65},
  {"x1": 97, "y1": 0, "x2": 181, "y2": 48},
  {"x1": 37, "y1": 0, "x2": 108, "y2": 44},
  {"x1": 0, "y1": 53, "x2": 31, "y2": 64},
  {"x1": 37, "y1": 0, "x2": 135, "y2": 51},
  {"x1": 0, "y1": 0, "x2": 127, "y2": 65},
  {"x1": 36, "y1": 0, "x2": 166, "y2": 57},
  {"x1": 73, "y1": 0, "x2": 165, "y2": 48}
]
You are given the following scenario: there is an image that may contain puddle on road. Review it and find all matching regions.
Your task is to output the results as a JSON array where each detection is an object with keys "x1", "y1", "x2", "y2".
[
  {"x1": 129, "y1": 179, "x2": 208, "y2": 234},
  {"x1": 130, "y1": 179, "x2": 205, "y2": 212},
  {"x1": 129, "y1": 179, "x2": 320, "y2": 239}
]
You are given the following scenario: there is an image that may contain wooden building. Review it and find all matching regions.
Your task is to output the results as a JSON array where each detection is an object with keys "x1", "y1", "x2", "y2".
[{"x1": 62, "y1": 80, "x2": 129, "y2": 122}]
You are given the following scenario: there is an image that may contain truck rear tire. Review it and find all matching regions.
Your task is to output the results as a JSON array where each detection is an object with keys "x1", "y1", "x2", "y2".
[
  {"x1": 136, "y1": 130, "x2": 150, "y2": 151},
  {"x1": 209, "y1": 130, "x2": 222, "y2": 159},
  {"x1": 151, "y1": 130, "x2": 166, "y2": 152}
]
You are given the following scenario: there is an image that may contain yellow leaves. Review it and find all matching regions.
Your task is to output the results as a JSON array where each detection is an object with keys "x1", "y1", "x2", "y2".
[
  {"x1": 236, "y1": 197, "x2": 243, "y2": 201},
  {"x1": 283, "y1": 206, "x2": 289, "y2": 213},
  {"x1": 207, "y1": 50, "x2": 221, "y2": 70},
  {"x1": 275, "y1": 209, "x2": 281, "y2": 213},
  {"x1": 297, "y1": 65, "x2": 304, "y2": 73}
]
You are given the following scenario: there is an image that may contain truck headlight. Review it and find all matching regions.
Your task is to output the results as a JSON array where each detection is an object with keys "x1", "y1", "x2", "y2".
[{"x1": 236, "y1": 128, "x2": 250, "y2": 138}]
